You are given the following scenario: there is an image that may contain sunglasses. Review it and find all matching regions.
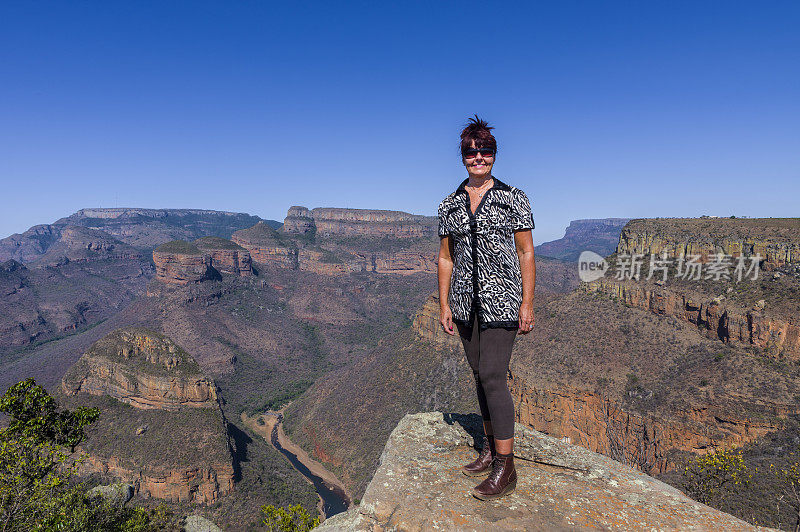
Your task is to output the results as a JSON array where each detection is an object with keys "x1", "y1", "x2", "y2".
[{"x1": 462, "y1": 147, "x2": 496, "y2": 159}]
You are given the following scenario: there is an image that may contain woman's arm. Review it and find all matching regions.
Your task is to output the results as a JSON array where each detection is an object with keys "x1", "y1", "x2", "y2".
[
  {"x1": 514, "y1": 229, "x2": 535, "y2": 334},
  {"x1": 437, "y1": 235, "x2": 456, "y2": 335}
]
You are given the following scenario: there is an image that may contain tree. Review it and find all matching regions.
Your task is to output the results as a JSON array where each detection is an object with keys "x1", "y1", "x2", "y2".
[
  {"x1": 261, "y1": 503, "x2": 320, "y2": 532},
  {"x1": 0, "y1": 378, "x2": 99, "y2": 452},
  {"x1": 0, "y1": 378, "x2": 175, "y2": 531},
  {"x1": 680, "y1": 448, "x2": 753, "y2": 505}
]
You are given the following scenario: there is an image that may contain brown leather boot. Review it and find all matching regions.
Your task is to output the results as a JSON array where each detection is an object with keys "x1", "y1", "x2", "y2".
[
  {"x1": 472, "y1": 452, "x2": 517, "y2": 500},
  {"x1": 462, "y1": 435, "x2": 494, "y2": 477}
]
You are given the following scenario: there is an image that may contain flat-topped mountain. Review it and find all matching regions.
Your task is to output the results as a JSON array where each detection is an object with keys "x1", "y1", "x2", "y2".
[
  {"x1": 283, "y1": 205, "x2": 437, "y2": 238},
  {"x1": 617, "y1": 217, "x2": 800, "y2": 268},
  {"x1": 59, "y1": 328, "x2": 234, "y2": 503},
  {"x1": 319, "y1": 412, "x2": 765, "y2": 531},
  {"x1": 535, "y1": 217, "x2": 630, "y2": 262},
  {"x1": 230, "y1": 213, "x2": 438, "y2": 276}
]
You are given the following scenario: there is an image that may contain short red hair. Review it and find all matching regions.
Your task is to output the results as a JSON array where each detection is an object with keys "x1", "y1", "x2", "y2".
[{"x1": 460, "y1": 114, "x2": 497, "y2": 156}]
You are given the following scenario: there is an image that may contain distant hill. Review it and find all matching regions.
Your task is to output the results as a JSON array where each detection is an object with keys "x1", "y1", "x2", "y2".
[
  {"x1": 535, "y1": 218, "x2": 630, "y2": 262},
  {"x1": 0, "y1": 208, "x2": 276, "y2": 262}
]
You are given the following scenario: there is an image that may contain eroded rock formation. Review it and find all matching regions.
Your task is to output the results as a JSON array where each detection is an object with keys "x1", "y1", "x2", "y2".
[
  {"x1": 60, "y1": 328, "x2": 234, "y2": 503},
  {"x1": 231, "y1": 222, "x2": 298, "y2": 268},
  {"x1": 153, "y1": 241, "x2": 213, "y2": 285},
  {"x1": 194, "y1": 236, "x2": 252, "y2": 276},
  {"x1": 62, "y1": 328, "x2": 218, "y2": 410}
]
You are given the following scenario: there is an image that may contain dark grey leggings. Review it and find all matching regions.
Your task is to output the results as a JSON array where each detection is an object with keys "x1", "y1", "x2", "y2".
[{"x1": 456, "y1": 314, "x2": 518, "y2": 440}]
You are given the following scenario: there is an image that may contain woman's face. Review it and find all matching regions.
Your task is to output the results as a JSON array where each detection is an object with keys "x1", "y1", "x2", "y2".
[{"x1": 463, "y1": 141, "x2": 494, "y2": 180}]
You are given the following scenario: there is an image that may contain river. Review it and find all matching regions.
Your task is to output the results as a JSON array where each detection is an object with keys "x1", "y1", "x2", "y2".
[{"x1": 240, "y1": 412, "x2": 351, "y2": 519}]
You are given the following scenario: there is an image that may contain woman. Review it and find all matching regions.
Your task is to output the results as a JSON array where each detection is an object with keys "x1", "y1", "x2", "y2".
[{"x1": 437, "y1": 115, "x2": 535, "y2": 501}]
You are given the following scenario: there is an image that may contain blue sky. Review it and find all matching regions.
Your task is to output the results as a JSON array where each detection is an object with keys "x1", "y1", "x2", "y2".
[{"x1": 1, "y1": 1, "x2": 798, "y2": 244}]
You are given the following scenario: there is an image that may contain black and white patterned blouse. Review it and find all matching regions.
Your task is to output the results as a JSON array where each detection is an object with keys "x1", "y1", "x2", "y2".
[{"x1": 438, "y1": 176, "x2": 534, "y2": 330}]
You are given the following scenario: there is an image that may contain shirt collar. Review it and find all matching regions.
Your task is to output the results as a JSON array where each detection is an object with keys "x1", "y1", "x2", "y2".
[{"x1": 455, "y1": 176, "x2": 511, "y2": 196}]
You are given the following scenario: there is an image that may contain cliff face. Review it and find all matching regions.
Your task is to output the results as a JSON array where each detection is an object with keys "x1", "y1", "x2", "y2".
[
  {"x1": 617, "y1": 217, "x2": 800, "y2": 269},
  {"x1": 411, "y1": 292, "x2": 462, "y2": 349},
  {"x1": 59, "y1": 328, "x2": 234, "y2": 504},
  {"x1": 282, "y1": 206, "x2": 316, "y2": 235},
  {"x1": 194, "y1": 236, "x2": 252, "y2": 276},
  {"x1": 507, "y1": 374, "x2": 784, "y2": 475},
  {"x1": 153, "y1": 244, "x2": 213, "y2": 285},
  {"x1": 232, "y1": 219, "x2": 437, "y2": 276},
  {"x1": 281, "y1": 206, "x2": 437, "y2": 238},
  {"x1": 584, "y1": 279, "x2": 800, "y2": 359},
  {"x1": 74, "y1": 454, "x2": 234, "y2": 504},
  {"x1": 154, "y1": 237, "x2": 253, "y2": 284},
  {"x1": 318, "y1": 412, "x2": 761, "y2": 531},
  {"x1": 409, "y1": 287, "x2": 799, "y2": 477},
  {"x1": 62, "y1": 328, "x2": 218, "y2": 410}
]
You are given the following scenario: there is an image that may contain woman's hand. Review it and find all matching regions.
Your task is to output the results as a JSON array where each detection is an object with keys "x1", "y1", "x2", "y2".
[
  {"x1": 439, "y1": 305, "x2": 456, "y2": 336},
  {"x1": 518, "y1": 301, "x2": 534, "y2": 334}
]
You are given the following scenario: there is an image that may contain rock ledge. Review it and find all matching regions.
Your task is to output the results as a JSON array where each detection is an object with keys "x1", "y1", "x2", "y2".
[{"x1": 319, "y1": 412, "x2": 770, "y2": 531}]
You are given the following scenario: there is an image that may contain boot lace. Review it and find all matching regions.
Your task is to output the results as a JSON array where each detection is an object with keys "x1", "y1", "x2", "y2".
[{"x1": 487, "y1": 455, "x2": 505, "y2": 482}]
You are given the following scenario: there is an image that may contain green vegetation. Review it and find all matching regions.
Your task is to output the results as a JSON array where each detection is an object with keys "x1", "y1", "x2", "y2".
[
  {"x1": 154, "y1": 240, "x2": 201, "y2": 254},
  {"x1": 0, "y1": 379, "x2": 177, "y2": 531},
  {"x1": 260, "y1": 504, "x2": 319, "y2": 531},
  {"x1": 194, "y1": 236, "x2": 245, "y2": 250},
  {"x1": 680, "y1": 448, "x2": 753, "y2": 505}
]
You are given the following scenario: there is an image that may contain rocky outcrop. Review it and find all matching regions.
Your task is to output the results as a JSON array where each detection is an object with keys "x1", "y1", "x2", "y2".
[
  {"x1": 60, "y1": 328, "x2": 234, "y2": 504},
  {"x1": 194, "y1": 236, "x2": 252, "y2": 276},
  {"x1": 154, "y1": 237, "x2": 253, "y2": 283},
  {"x1": 231, "y1": 222, "x2": 298, "y2": 268},
  {"x1": 281, "y1": 206, "x2": 436, "y2": 238},
  {"x1": 536, "y1": 218, "x2": 630, "y2": 262},
  {"x1": 62, "y1": 328, "x2": 218, "y2": 410},
  {"x1": 74, "y1": 454, "x2": 234, "y2": 504},
  {"x1": 373, "y1": 251, "x2": 436, "y2": 274},
  {"x1": 584, "y1": 279, "x2": 800, "y2": 358},
  {"x1": 318, "y1": 412, "x2": 762, "y2": 531},
  {"x1": 616, "y1": 217, "x2": 800, "y2": 269},
  {"x1": 234, "y1": 220, "x2": 438, "y2": 275},
  {"x1": 282, "y1": 206, "x2": 316, "y2": 235},
  {"x1": 153, "y1": 241, "x2": 213, "y2": 285},
  {"x1": 411, "y1": 292, "x2": 461, "y2": 349}
]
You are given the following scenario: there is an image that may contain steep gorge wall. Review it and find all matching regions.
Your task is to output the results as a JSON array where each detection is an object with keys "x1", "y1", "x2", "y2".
[
  {"x1": 507, "y1": 374, "x2": 787, "y2": 474},
  {"x1": 584, "y1": 279, "x2": 800, "y2": 358},
  {"x1": 617, "y1": 217, "x2": 800, "y2": 268},
  {"x1": 411, "y1": 291, "x2": 793, "y2": 474}
]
